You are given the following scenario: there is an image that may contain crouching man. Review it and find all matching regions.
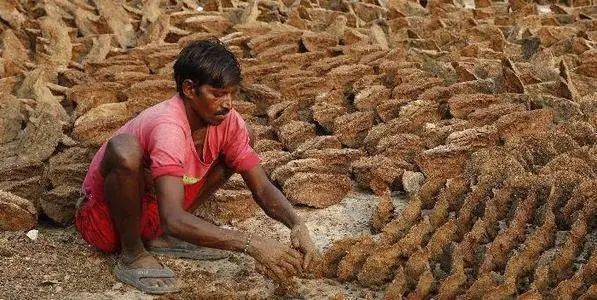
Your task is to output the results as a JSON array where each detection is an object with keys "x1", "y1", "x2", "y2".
[{"x1": 75, "y1": 39, "x2": 320, "y2": 294}]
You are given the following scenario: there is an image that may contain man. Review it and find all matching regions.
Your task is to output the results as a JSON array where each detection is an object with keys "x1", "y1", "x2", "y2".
[{"x1": 75, "y1": 39, "x2": 320, "y2": 294}]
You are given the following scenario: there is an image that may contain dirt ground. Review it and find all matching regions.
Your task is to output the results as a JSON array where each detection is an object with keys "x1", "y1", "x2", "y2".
[{"x1": 0, "y1": 191, "x2": 406, "y2": 300}]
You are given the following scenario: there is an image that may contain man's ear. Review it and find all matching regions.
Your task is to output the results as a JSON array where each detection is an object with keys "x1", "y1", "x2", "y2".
[{"x1": 182, "y1": 79, "x2": 196, "y2": 99}]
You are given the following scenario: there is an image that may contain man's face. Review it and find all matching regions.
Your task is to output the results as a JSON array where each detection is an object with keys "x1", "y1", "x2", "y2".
[{"x1": 183, "y1": 80, "x2": 236, "y2": 125}]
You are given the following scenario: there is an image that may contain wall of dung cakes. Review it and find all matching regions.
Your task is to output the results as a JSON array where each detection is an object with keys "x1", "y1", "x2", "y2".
[{"x1": 0, "y1": 0, "x2": 595, "y2": 297}]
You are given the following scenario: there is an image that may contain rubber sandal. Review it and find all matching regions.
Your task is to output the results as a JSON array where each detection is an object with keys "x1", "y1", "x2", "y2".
[
  {"x1": 148, "y1": 240, "x2": 230, "y2": 261},
  {"x1": 114, "y1": 261, "x2": 180, "y2": 295}
]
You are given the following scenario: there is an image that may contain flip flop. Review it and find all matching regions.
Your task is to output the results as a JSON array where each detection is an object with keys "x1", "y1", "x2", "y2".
[
  {"x1": 148, "y1": 239, "x2": 231, "y2": 261},
  {"x1": 114, "y1": 261, "x2": 180, "y2": 295}
]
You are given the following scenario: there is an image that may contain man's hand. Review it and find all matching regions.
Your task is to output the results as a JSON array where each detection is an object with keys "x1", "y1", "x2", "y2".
[
  {"x1": 248, "y1": 236, "x2": 303, "y2": 283},
  {"x1": 290, "y1": 223, "x2": 321, "y2": 271},
  {"x1": 241, "y1": 165, "x2": 321, "y2": 273}
]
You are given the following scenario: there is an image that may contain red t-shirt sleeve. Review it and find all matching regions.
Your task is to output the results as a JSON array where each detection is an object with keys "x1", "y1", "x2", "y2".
[
  {"x1": 222, "y1": 111, "x2": 261, "y2": 173},
  {"x1": 147, "y1": 123, "x2": 186, "y2": 179}
]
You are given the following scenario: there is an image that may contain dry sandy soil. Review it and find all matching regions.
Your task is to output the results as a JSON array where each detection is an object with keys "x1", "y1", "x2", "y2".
[{"x1": 0, "y1": 191, "x2": 406, "y2": 300}]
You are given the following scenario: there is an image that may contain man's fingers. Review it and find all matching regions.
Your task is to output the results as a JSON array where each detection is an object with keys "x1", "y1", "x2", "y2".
[
  {"x1": 284, "y1": 253, "x2": 303, "y2": 274},
  {"x1": 278, "y1": 260, "x2": 298, "y2": 276},
  {"x1": 256, "y1": 263, "x2": 265, "y2": 274},
  {"x1": 285, "y1": 249, "x2": 303, "y2": 266},
  {"x1": 259, "y1": 263, "x2": 278, "y2": 280},
  {"x1": 270, "y1": 265, "x2": 287, "y2": 283},
  {"x1": 303, "y1": 251, "x2": 313, "y2": 270},
  {"x1": 290, "y1": 234, "x2": 300, "y2": 248},
  {"x1": 262, "y1": 267, "x2": 277, "y2": 281},
  {"x1": 287, "y1": 247, "x2": 303, "y2": 259}
]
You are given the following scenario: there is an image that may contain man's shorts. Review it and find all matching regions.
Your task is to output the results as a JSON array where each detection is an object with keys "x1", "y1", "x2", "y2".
[{"x1": 75, "y1": 179, "x2": 203, "y2": 253}]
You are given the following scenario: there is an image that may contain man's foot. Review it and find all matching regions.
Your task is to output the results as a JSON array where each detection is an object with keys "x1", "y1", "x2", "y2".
[
  {"x1": 147, "y1": 235, "x2": 230, "y2": 260},
  {"x1": 114, "y1": 251, "x2": 179, "y2": 294}
]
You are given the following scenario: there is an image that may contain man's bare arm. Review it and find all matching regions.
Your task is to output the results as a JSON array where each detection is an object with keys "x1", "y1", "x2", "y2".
[
  {"x1": 240, "y1": 164, "x2": 302, "y2": 229},
  {"x1": 155, "y1": 175, "x2": 248, "y2": 251},
  {"x1": 155, "y1": 175, "x2": 304, "y2": 280},
  {"x1": 241, "y1": 164, "x2": 321, "y2": 269}
]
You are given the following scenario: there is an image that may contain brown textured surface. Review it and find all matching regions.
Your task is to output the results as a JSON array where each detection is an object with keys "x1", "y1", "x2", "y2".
[
  {"x1": 0, "y1": 0, "x2": 595, "y2": 298},
  {"x1": 0, "y1": 190, "x2": 37, "y2": 231},
  {"x1": 195, "y1": 189, "x2": 259, "y2": 225},
  {"x1": 283, "y1": 172, "x2": 352, "y2": 208}
]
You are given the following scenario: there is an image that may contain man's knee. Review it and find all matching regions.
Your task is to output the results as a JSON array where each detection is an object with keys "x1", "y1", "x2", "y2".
[{"x1": 101, "y1": 134, "x2": 143, "y2": 175}]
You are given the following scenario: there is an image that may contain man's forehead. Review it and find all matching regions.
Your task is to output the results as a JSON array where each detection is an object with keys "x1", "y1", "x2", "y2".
[{"x1": 205, "y1": 84, "x2": 237, "y2": 92}]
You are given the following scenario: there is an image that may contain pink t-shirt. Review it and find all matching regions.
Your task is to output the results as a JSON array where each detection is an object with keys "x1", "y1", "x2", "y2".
[{"x1": 82, "y1": 95, "x2": 260, "y2": 203}]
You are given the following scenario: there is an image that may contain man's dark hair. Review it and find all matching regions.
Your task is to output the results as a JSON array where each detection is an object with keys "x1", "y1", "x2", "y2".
[{"x1": 173, "y1": 39, "x2": 242, "y2": 95}]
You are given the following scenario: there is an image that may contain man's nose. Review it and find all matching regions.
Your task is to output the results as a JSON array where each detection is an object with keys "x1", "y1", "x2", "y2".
[{"x1": 222, "y1": 94, "x2": 232, "y2": 109}]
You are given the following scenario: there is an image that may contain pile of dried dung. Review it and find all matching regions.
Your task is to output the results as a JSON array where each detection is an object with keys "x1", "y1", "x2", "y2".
[{"x1": 0, "y1": 0, "x2": 595, "y2": 297}]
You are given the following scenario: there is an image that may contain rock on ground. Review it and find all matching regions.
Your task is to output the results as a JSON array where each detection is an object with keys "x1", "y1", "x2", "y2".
[
  {"x1": 0, "y1": 190, "x2": 37, "y2": 231},
  {"x1": 283, "y1": 173, "x2": 353, "y2": 208}
]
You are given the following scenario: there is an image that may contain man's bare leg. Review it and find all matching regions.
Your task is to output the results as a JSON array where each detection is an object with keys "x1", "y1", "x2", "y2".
[
  {"x1": 189, "y1": 159, "x2": 235, "y2": 212},
  {"x1": 146, "y1": 159, "x2": 234, "y2": 249},
  {"x1": 148, "y1": 127, "x2": 254, "y2": 250},
  {"x1": 100, "y1": 134, "x2": 175, "y2": 288},
  {"x1": 188, "y1": 124, "x2": 255, "y2": 213}
]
